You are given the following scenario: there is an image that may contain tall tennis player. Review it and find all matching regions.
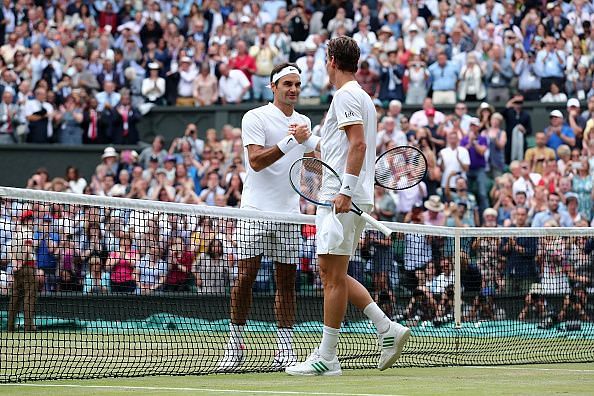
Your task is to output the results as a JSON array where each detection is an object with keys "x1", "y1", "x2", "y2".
[
  {"x1": 219, "y1": 63, "x2": 312, "y2": 371},
  {"x1": 286, "y1": 37, "x2": 410, "y2": 376}
]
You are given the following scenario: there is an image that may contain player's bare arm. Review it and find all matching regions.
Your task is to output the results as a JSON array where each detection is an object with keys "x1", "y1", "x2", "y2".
[{"x1": 246, "y1": 144, "x2": 286, "y2": 172}]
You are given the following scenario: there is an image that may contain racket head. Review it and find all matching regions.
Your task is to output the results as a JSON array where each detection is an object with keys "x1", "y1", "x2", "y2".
[
  {"x1": 289, "y1": 157, "x2": 342, "y2": 207},
  {"x1": 375, "y1": 145, "x2": 427, "y2": 190}
]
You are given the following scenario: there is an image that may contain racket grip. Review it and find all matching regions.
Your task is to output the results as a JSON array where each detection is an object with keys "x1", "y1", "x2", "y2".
[{"x1": 360, "y1": 212, "x2": 393, "y2": 237}]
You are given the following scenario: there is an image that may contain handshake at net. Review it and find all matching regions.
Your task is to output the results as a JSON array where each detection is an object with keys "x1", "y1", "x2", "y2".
[{"x1": 288, "y1": 124, "x2": 312, "y2": 144}]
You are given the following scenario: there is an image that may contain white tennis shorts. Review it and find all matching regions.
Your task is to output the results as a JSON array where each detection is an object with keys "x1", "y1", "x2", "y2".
[
  {"x1": 316, "y1": 204, "x2": 373, "y2": 256},
  {"x1": 235, "y1": 219, "x2": 301, "y2": 265}
]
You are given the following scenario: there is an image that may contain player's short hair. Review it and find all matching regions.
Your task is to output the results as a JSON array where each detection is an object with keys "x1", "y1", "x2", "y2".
[
  {"x1": 327, "y1": 36, "x2": 360, "y2": 73},
  {"x1": 270, "y1": 62, "x2": 301, "y2": 84}
]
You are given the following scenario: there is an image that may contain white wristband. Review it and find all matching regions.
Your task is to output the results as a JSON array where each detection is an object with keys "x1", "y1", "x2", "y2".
[
  {"x1": 277, "y1": 135, "x2": 299, "y2": 154},
  {"x1": 303, "y1": 134, "x2": 321, "y2": 152},
  {"x1": 339, "y1": 173, "x2": 359, "y2": 197}
]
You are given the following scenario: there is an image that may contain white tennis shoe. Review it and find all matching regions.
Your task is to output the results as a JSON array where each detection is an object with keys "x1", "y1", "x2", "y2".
[
  {"x1": 285, "y1": 349, "x2": 342, "y2": 376},
  {"x1": 218, "y1": 342, "x2": 245, "y2": 372},
  {"x1": 378, "y1": 321, "x2": 410, "y2": 371},
  {"x1": 272, "y1": 349, "x2": 297, "y2": 370}
]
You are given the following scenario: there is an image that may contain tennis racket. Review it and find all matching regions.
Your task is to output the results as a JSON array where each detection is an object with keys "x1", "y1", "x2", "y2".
[
  {"x1": 290, "y1": 157, "x2": 392, "y2": 236},
  {"x1": 375, "y1": 145, "x2": 427, "y2": 190}
]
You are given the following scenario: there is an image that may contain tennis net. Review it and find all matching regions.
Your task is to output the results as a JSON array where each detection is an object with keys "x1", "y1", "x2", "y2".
[{"x1": 0, "y1": 186, "x2": 593, "y2": 382}]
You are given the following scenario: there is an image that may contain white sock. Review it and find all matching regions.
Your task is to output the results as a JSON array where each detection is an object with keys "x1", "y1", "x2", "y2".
[
  {"x1": 229, "y1": 323, "x2": 245, "y2": 346},
  {"x1": 319, "y1": 325, "x2": 340, "y2": 360},
  {"x1": 277, "y1": 327, "x2": 294, "y2": 352},
  {"x1": 363, "y1": 302, "x2": 391, "y2": 334}
]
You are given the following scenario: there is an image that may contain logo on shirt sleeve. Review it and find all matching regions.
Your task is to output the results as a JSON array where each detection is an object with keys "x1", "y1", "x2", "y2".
[{"x1": 344, "y1": 111, "x2": 356, "y2": 118}]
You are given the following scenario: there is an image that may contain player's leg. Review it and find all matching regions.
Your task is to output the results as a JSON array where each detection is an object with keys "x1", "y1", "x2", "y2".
[
  {"x1": 286, "y1": 254, "x2": 348, "y2": 376},
  {"x1": 287, "y1": 205, "x2": 354, "y2": 376},
  {"x1": 272, "y1": 262, "x2": 297, "y2": 368},
  {"x1": 271, "y1": 223, "x2": 300, "y2": 368},
  {"x1": 231, "y1": 256, "x2": 262, "y2": 325},
  {"x1": 219, "y1": 255, "x2": 261, "y2": 371},
  {"x1": 347, "y1": 272, "x2": 410, "y2": 369}
]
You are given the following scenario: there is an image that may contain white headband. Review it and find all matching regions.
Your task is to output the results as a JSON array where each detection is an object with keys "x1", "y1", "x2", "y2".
[{"x1": 269, "y1": 66, "x2": 300, "y2": 87}]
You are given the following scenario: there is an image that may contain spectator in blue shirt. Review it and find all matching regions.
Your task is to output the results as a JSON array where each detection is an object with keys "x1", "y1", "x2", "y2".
[
  {"x1": 460, "y1": 118, "x2": 489, "y2": 214},
  {"x1": 34, "y1": 215, "x2": 60, "y2": 292},
  {"x1": 535, "y1": 36, "x2": 566, "y2": 95},
  {"x1": 428, "y1": 51, "x2": 459, "y2": 105},
  {"x1": 531, "y1": 192, "x2": 573, "y2": 228},
  {"x1": 485, "y1": 45, "x2": 513, "y2": 103},
  {"x1": 544, "y1": 110, "x2": 576, "y2": 151}
]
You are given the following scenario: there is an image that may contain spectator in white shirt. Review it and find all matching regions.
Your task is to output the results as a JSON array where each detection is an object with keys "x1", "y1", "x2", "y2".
[
  {"x1": 176, "y1": 57, "x2": 198, "y2": 106},
  {"x1": 438, "y1": 131, "x2": 471, "y2": 190},
  {"x1": 376, "y1": 116, "x2": 407, "y2": 154},
  {"x1": 299, "y1": 56, "x2": 325, "y2": 101},
  {"x1": 352, "y1": 21, "x2": 377, "y2": 57},
  {"x1": 141, "y1": 62, "x2": 166, "y2": 104},
  {"x1": 218, "y1": 63, "x2": 251, "y2": 104},
  {"x1": 410, "y1": 97, "x2": 446, "y2": 129}
]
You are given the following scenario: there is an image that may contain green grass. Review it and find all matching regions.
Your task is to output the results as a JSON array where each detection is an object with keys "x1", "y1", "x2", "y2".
[{"x1": 0, "y1": 363, "x2": 593, "y2": 395}]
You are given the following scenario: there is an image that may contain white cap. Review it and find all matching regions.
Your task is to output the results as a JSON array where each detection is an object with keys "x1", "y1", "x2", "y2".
[
  {"x1": 409, "y1": 23, "x2": 418, "y2": 31},
  {"x1": 567, "y1": 98, "x2": 580, "y2": 108},
  {"x1": 483, "y1": 208, "x2": 498, "y2": 218},
  {"x1": 305, "y1": 42, "x2": 317, "y2": 51},
  {"x1": 180, "y1": 56, "x2": 192, "y2": 63},
  {"x1": 101, "y1": 146, "x2": 118, "y2": 159},
  {"x1": 240, "y1": 16, "x2": 251, "y2": 23},
  {"x1": 550, "y1": 109, "x2": 563, "y2": 118},
  {"x1": 109, "y1": 185, "x2": 127, "y2": 197},
  {"x1": 470, "y1": 117, "x2": 481, "y2": 126}
]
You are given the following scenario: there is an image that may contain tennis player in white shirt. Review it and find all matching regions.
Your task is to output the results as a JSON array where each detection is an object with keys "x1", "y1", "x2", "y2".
[
  {"x1": 286, "y1": 37, "x2": 410, "y2": 376},
  {"x1": 219, "y1": 63, "x2": 312, "y2": 371}
]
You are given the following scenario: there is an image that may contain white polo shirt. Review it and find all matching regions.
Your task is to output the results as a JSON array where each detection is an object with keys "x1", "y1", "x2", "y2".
[
  {"x1": 219, "y1": 69, "x2": 251, "y2": 103},
  {"x1": 320, "y1": 80, "x2": 376, "y2": 205},
  {"x1": 241, "y1": 103, "x2": 310, "y2": 213},
  {"x1": 438, "y1": 145, "x2": 470, "y2": 188}
]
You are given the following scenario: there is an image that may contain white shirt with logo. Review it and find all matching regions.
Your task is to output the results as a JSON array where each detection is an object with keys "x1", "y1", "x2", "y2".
[
  {"x1": 320, "y1": 80, "x2": 376, "y2": 205},
  {"x1": 241, "y1": 103, "x2": 310, "y2": 213}
]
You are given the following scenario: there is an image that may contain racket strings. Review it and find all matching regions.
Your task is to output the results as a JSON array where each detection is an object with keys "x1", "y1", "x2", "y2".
[
  {"x1": 376, "y1": 148, "x2": 426, "y2": 190},
  {"x1": 291, "y1": 159, "x2": 340, "y2": 203}
]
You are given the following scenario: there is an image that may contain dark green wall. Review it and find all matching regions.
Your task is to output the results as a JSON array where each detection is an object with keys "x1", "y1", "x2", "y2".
[
  {"x1": 0, "y1": 102, "x2": 572, "y2": 187},
  {"x1": 136, "y1": 101, "x2": 567, "y2": 143}
]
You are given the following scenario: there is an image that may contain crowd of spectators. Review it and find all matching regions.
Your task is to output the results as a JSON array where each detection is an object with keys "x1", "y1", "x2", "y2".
[
  {"x1": 3, "y1": 0, "x2": 594, "y2": 144},
  {"x1": 1, "y1": 0, "x2": 594, "y2": 326},
  {"x1": 0, "y1": 107, "x2": 592, "y2": 327}
]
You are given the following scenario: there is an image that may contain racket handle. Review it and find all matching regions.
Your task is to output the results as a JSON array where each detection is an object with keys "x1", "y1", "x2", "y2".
[{"x1": 360, "y1": 212, "x2": 393, "y2": 237}]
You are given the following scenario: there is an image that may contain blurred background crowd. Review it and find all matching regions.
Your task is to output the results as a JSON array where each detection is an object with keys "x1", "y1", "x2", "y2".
[
  {"x1": 0, "y1": 0, "x2": 594, "y2": 144},
  {"x1": 1, "y1": 1, "x2": 593, "y2": 324}
]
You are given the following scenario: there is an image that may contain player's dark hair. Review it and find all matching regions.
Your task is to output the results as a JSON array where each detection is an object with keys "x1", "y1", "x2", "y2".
[
  {"x1": 270, "y1": 62, "x2": 301, "y2": 83},
  {"x1": 327, "y1": 36, "x2": 360, "y2": 73}
]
